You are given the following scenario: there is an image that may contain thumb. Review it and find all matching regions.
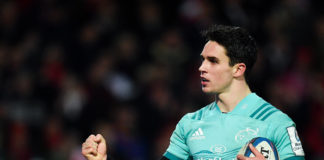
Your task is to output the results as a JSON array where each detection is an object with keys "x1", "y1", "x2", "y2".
[{"x1": 96, "y1": 134, "x2": 107, "y2": 155}]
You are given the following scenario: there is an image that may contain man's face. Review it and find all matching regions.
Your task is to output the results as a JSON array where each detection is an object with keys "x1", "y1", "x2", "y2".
[{"x1": 199, "y1": 41, "x2": 234, "y2": 94}]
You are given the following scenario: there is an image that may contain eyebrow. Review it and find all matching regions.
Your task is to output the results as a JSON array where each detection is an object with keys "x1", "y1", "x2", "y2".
[{"x1": 201, "y1": 55, "x2": 219, "y2": 62}]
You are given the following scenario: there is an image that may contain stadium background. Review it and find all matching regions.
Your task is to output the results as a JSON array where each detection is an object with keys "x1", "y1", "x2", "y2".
[{"x1": 0, "y1": 0, "x2": 323, "y2": 159}]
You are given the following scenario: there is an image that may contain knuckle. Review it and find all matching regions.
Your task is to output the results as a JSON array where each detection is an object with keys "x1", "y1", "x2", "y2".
[
  {"x1": 81, "y1": 149, "x2": 87, "y2": 155},
  {"x1": 87, "y1": 134, "x2": 95, "y2": 140},
  {"x1": 85, "y1": 139, "x2": 93, "y2": 144}
]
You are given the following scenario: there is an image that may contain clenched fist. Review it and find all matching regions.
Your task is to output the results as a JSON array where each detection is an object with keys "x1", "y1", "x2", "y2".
[{"x1": 82, "y1": 134, "x2": 107, "y2": 160}]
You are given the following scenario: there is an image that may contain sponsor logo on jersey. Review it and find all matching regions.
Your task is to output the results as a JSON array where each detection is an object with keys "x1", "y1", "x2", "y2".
[
  {"x1": 210, "y1": 144, "x2": 227, "y2": 154},
  {"x1": 189, "y1": 128, "x2": 205, "y2": 140},
  {"x1": 192, "y1": 145, "x2": 239, "y2": 160},
  {"x1": 287, "y1": 126, "x2": 305, "y2": 156},
  {"x1": 235, "y1": 127, "x2": 259, "y2": 143},
  {"x1": 193, "y1": 150, "x2": 236, "y2": 160},
  {"x1": 193, "y1": 149, "x2": 236, "y2": 160}
]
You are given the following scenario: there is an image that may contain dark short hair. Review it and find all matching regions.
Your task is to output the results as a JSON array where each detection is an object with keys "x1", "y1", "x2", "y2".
[{"x1": 201, "y1": 25, "x2": 257, "y2": 78}]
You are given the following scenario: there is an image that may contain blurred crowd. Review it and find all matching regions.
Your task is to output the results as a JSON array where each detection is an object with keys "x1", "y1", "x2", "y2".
[{"x1": 0, "y1": 0, "x2": 323, "y2": 159}]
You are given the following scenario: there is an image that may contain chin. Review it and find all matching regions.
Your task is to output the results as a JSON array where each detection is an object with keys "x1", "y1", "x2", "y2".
[
  {"x1": 202, "y1": 88, "x2": 213, "y2": 94},
  {"x1": 202, "y1": 87, "x2": 219, "y2": 95}
]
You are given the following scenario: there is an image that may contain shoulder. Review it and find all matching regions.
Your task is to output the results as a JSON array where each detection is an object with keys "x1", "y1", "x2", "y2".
[
  {"x1": 171, "y1": 102, "x2": 215, "y2": 136},
  {"x1": 266, "y1": 108, "x2": 292, "y2": 123},
  {"x1": 183, "y1": 102, "x2": 215, "y2": 121},
  {"x1": 248, "y1": 95, "x2": 294, "y2": 124},
  {"x1": 261, "y1": 103, "x2": 294, "y2": 125},
  {"x1": 175, "y1": 102, "x2": 215, "y2": 128}
]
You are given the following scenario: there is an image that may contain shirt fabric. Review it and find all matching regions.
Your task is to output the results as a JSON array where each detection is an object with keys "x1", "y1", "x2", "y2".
[{"x1": 164, "y1": 93, "x2": 305, "y2": 160}]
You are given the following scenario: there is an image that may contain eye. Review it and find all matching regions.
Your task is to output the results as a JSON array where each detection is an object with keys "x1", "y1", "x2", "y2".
[{"x1": 208, "y1": 57, "x2": 218, "y2": 63}]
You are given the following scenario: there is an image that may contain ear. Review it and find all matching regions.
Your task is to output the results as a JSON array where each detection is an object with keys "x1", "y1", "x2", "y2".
[{"x1": 232, "y1": 63, "x2": 246, "y2": 78}]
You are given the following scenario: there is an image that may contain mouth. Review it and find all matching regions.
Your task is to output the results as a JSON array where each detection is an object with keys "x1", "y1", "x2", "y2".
[{"x1": 201, "y1": 77, "x2": 209, "y2": 85}]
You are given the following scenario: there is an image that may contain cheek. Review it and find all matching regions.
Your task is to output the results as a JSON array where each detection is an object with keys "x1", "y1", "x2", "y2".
[{"x1": 212, "y1": 69, "x2": 232, "y2": 84}]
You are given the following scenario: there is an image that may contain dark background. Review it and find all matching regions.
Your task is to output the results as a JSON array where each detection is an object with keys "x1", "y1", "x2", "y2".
[{"x1": 0, "y1": 0, "x2": 323, "y2": 159}]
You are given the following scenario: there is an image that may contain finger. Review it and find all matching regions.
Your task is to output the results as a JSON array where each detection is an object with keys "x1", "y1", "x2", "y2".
[
  {"x1": 85, "y1": 134, "x2": 97, "y2": 146},
  {"x1": 237, "y1": 154, "x2": 247, "y2": 160},
  {"x1": 87, "y1": 134, "x2": 96, "y2": 141},
  {"x1": 249, "y1": 144, "x2": 264, "y2": 157},
  {"x1": 82, "y1": 142, "x2": 96, "y2": 149},
  {"x1": 82, "y1": 144, "x2": 92, "y2": 154},
  {"x1": 95, "y1": 134, "x2": 105, "y2": 142},
  {"x1": 82, "y1": 146, "x2": 97, "y2": 156},
  {"x1": 83, "y1": 140, "x2": 98, "y2": 150},
  {"x1": 96, "y1": 134, "x2": 107, "y2": 155}
]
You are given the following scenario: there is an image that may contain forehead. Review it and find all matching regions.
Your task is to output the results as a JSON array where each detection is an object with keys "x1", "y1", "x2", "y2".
[{"x1": 201, "y1": 41, "x2": 228, "y2": 58}]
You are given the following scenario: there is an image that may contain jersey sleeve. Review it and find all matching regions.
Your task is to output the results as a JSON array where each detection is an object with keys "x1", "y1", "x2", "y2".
[
  {"x1": 270, "y1": 121, "x2": 305, "y2": 159},
  {"x1": 164, "y1": 115, "x2": 190, "y2": 160}
]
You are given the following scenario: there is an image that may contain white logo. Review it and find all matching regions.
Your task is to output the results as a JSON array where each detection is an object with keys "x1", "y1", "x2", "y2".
[
  {"x1": 235, "y1": 128, "x2": 259, "y2": 143},
  {"x1": 210, "y1": 144, "x2": 227, "y2": 154},
  {"x1": 189, "y1": 128, "x2": 205, "y2": 140},
  {"x1": 241, "y1": 104, "x2": 248, "y2": 109},
  {"x1": 287, "y1": 126, "x2": 305, "y2": 156},
  {"x1": 192, "y1": 128, "x2": 204, "y2": 136}
]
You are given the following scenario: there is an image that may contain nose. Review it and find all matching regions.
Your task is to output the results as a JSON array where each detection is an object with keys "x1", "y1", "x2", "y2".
[{"x1": 199, "y1": 61, "x2": 206, "y2": 73}]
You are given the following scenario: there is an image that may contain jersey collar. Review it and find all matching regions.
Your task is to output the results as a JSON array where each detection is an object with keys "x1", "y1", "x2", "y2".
[{"x1": 213, "y1": 93, "x2": 260, "y2": 116}]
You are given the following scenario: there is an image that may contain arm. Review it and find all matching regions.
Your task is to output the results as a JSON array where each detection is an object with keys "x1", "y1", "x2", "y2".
[
  {"x1": 163, "y1": 115, "x2": 191, "y2": 160},
  {"x1": 81, "y1": 134, "x2": 170, "y2": 160},
  {"x1": 273, "y1": 125, "x2": 305, "y2": 159}
]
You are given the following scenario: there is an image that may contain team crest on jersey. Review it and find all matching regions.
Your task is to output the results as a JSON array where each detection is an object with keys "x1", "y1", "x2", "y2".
[{"x1": 235, "y1": 127, "x2": 259, "y2": 143}]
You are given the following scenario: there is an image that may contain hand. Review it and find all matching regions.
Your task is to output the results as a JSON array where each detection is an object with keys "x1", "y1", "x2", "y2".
[
  {"x1": 237, "y1": 144, "x2": 265, "y2": 160},
  {"x1": 82, "y1": 134, "x2": 107, "y2": 160}
]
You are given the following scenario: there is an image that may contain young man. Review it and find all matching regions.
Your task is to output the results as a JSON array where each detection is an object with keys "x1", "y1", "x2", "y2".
[{"x1": 82, "y1": 25, "x2": 305, "y2": 160}]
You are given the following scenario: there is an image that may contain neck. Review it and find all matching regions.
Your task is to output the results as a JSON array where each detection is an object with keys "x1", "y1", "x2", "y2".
[{"x1": 216, "y1": 80, "x2": 251, "y2": 113}]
